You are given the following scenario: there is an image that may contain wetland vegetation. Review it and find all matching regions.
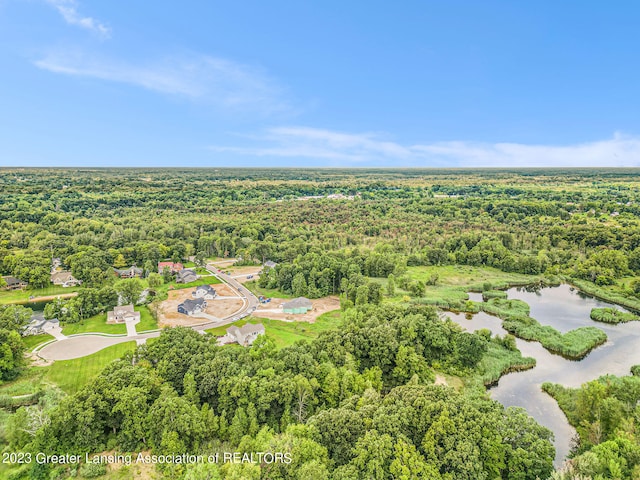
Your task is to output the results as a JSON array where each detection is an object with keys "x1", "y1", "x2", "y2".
[{"x1": 2, "y1": 168, "x2": 640, "y2": 478}]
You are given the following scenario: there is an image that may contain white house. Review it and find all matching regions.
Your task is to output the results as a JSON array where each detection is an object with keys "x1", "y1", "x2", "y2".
[
  {"x1": 107, "y1": 304, "x2": 140, "y2": 323},
  {"x1": 192, "y1": 284, "x2": 217, "y2": 299},
  {"x1": 226, "y1": 323, "x2": 265, "y2": 346}
]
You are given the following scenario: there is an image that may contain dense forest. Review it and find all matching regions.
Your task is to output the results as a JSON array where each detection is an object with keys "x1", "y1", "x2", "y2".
[{"x1": 2, "y1": 168, "x2": 640, "y2": 479}]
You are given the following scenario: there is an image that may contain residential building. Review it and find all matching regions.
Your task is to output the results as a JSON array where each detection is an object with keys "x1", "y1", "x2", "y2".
[
  {"x1": 192, "y1": 284, "x2": 217, "y2": 299},
  {"x1": 226, "y1": 323, "x2": 265, "y2": 346},
  {"x1": 51, "y1": 257, "x2": 62, "y2": 273},
  {"x1": 158, "y1": 261, "x2": 184, "y2": 274},
  {"x1": 282, "y1": 297, "x2": 313, "y2": 314},
  {"x1": 50, "y1": 270, "x2": 82, "y2": 287},
  {"x1": 264, "y1": 260, "x2": 277, "y2": 269},
  {"x1": 2, "y1": 276, "x2": 27, "y2": 290},
  {"x1": 107, "y1": 304, "x2": 141, "y2": 323},
  {"x1": 23, "y1": 315, "x2": 60, "y2": 336},
  {"x1": 178, "y1": 298, "x2": 207, "y2": 316},
  {"x1": 176, "y1": 269, "x2": 198, "y2": 284},
  {"x1": 114, "y1": 266, "x2": 143, "y2": 278}
]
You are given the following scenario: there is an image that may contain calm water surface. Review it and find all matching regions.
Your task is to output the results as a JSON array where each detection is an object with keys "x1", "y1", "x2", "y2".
[{"x1": 446, "y1": 284, "x2": 640, "y2": 466}]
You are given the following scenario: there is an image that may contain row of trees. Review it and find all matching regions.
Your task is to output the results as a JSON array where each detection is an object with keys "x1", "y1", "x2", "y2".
[
  {"x1": 4, "y1": 170, "x2": 640, "y2": 296},
  {"x1": 7, "y1": 303, "x2": 555, "y2": 479}
]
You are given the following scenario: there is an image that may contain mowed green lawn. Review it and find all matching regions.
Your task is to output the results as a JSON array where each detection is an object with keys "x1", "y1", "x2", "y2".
[
  {"x1": 155, "y1": 275, "x2": 222, "y2": 300},
  {"x1": 22, "y1": 333, "x2": 54, "y2": 350},
  {"x1": 0, "y1": 285, "x2": 80, "y2": 304},
  {"x1": 2, "y1": 342, "x2": 136, "y2": 396},
  {"x1": 41, "y1": 341, "x2": 137, "y2": 394},
  {"x1": 207, "y1": 309, "x2": 342, "y2": 348},
  {"x1": 61, "y1": 305, "x2": 157, "y2": 335}
]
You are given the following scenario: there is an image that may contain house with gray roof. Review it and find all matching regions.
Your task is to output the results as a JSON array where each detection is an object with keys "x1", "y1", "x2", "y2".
[
  {"x1": 192, "y1": 284, "x2": 217, "y2": 299},
  {"x1": 176, "y1": 269, "x2": 198, "y2": 284},
  {"x1": 22, "y1": 315, "x2": 59, "y2": 336},
  {"x1": 114, "y1": 266, "x2": 143, "y2": 278},
  {"x1": 226, "y1": 323, "x2": 265, "y2": 346},
  {"x1": 264, "y1": 260, "x2": 277, "y2": 269},
  {"x1": 2, "y1": 276, "x2": 27, "y2": 290},
  {"x1": 178, "y1": 297, "x2": 207, "y2": 316},
  {"x1": 282, "y1": 297, "x2": 313, "y2": 314}
]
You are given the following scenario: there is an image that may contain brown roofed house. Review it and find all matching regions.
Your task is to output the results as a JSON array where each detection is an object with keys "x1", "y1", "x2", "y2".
[
  {"x1": 158, "y1": 262, "x2": 183, "y2": 274},
  {"x1": 50, "y1": 270, "x2": 82, "y2": 287}
]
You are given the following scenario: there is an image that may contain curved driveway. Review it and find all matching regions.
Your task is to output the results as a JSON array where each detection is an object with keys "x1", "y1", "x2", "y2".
[{"x1": 36, "y1": 267, "x2": 260, "y2": 361}]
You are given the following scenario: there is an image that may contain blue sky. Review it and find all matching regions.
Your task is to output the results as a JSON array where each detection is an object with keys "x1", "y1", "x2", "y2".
[{"x1": 1, "y1": 0, "x2": 640, "y2": 167}]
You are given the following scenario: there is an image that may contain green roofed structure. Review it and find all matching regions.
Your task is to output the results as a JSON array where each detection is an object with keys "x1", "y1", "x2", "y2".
[{"x1": 282, "y1": 297, "x2": 313, "y2": 314}]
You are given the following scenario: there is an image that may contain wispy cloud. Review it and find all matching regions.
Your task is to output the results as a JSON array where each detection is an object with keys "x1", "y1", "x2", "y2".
[
  {"x1": 210, "y1": 128, "x2": 640, "y2": 167},
  {"x1": 44, "y1": 0, "x2": 110, "y2": 38},
  {"x1": 34, "y1": 50, "x2": 291, "y2": 115}
]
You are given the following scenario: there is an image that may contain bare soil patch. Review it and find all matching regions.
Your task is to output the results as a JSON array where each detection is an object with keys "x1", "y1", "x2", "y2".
[
  {"x1": 216, "y1": 265, "x2": 262, "y2": 284},
  {"x1": 28, "y1": 292, "x2": 78, "y2": 302},
  {"x1": 252, "y1": 296, "x2": 340, "y2": 322},
  {"x1": 157, "y1": 284, "x2": 244, "y2": 327},
  {"x1": 27, "y1": 352, "x2": 53, "y2": 367}
]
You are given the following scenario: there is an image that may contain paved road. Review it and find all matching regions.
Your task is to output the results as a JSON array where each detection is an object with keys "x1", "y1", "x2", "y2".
[
  {"x1": 36, "y1": 267, "x2": 261, "y2": 361},
  {"x1": 37, "y1": 332, "x2": 161, "y2": 360}
]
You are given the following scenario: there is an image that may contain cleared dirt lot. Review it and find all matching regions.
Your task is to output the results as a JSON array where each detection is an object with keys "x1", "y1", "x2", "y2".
[
  {"x1": 252, "y1": 296, "x2": 340, "y2": 322},
  {"x1": 216, "y1": 265, "x2": 262, "y2": 284},
  {"x1": 157, "y1": 284, "x2": 244, "y2": 327}
]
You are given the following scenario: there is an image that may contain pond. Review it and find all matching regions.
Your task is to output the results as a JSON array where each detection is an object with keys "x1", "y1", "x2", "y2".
[{"x1": 446, "y1": 283, "x2": 640, "y2": 466}]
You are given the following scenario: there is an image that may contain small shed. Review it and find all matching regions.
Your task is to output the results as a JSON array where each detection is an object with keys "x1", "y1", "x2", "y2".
[{"x1": 282, "y1": 297, "x2": 313, "y2": 314}]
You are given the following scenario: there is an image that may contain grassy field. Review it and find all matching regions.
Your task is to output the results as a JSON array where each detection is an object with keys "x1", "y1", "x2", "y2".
[
  {"x1": 0, "y1": 367, "x2": 47, "y2": 397},
  {"x1": 41, "y1": 341, "x2": 137, "y2": 394},
  {"x1": 0, "y1": 285, "x2": 80, "y2": 304},
  {"x1": 406, "y1": 265, "x2": 545, "y2": 291},
  {"x1": 2, "y1": 342, "x2": 138, "y2": 397},
  {"x1": 207, "y1": 309, "x2": 342, "y2": 348},
  {"x1": 61, "y1": 305, "x2": 157, "y2": 335},
  {"x1": 62, "y1": 313, "x2": 126, "y2": 335},
  {"x1": 136, "y1": 305, "x2": 158, "y2": 331},
  {"x1": 245, "y1": 280, "x2": 295, "y2": 299},
  {"x1": 155, "y1": 275, "x2": 222, "y2": 300},
  {"x1": 375, "y1": 265, "x2": 551, "y2": 309},
  {"x1": 22, "y1": 333, "x2": 54, "y2": 350}
]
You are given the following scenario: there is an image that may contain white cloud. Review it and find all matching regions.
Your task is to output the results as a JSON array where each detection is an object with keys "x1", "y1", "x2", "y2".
[
  {"x1": 44, "y1": 0, "x2": 110, "y2": 37},
  {"x1": 34, "y1": 51, "x2": 291, "y2": 115},
  {"x1": 210, "y1": 128, "x2": 640, "y2": 167}
]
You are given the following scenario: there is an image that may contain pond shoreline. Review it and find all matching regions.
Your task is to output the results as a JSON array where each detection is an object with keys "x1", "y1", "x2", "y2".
[{"x1": 447, "y1": 283, "x2": 640, "y2": 467}]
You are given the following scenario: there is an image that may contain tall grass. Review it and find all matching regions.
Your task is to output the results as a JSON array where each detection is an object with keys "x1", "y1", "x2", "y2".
[
  {"x1": 590, "y1": 307, "x2": 638, "y2": 324},
  {"x1": 570, "y1": 279, "x2": 640, "y2": 313},
  {"x1": 482, "y1": 298, "x2": 607, "y2": 359}
]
